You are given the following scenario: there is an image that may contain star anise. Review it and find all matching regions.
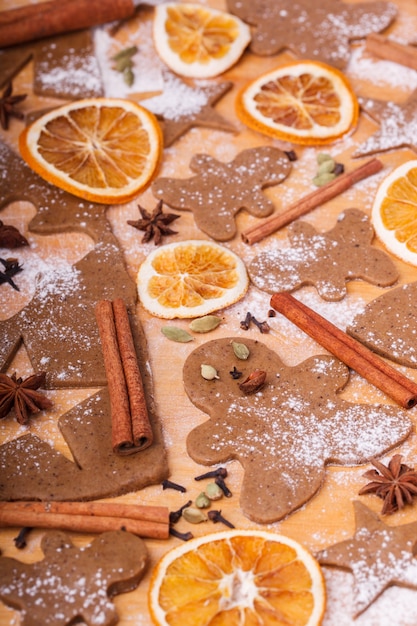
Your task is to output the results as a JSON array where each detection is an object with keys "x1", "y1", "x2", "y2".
[
  {"x1": 0, "y1": 372, "x2": 53, "y2": 425},
  {"x1": 358, "y1": 454, "x2": 417, "y2": 515},
  {"x1": 127, "y1": 200, "x2": 180, "y2": 245},
  {"x1": 0, "y1": 257, "x2": 23, "y2": 291},
  {"x1": 0, "y1": 81, "x2": 27, "y2": 131}
]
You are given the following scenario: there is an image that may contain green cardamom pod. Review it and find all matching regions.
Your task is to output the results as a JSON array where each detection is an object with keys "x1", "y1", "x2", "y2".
[
  {"x1": 231, "y1": 341, "x2": 250, "y2": 360},
  {"x1": 201, "y1": 364, "x2": 219, "y2": 380},
  {"x1": 189, "y1": 315, "x2": 222, "y2": 333},
  {"x1": 317, "y1": 158, "x2": 336, "y2": 175},
  {"x1": 205, "y1": 482, "x2": 223, "y2": 501},
  {"x1": 123, "y1": 66, "x2": 135, "y2": 87},
  {"x1": 182, "y1": 507, "x2": 208, "y2": 524},
  {"x1": 195, "y1": 492, "x2": 211, "y2": 508},
  {"x1": 161, "y1": 326, "x2": 194, "y2": 342},
  {"x1": 113, "y1": 56, "x2": 133, "y2": 72},
  {"x1": 316, "y1": 152, "x2": 333, "y2": 165},
  {"x1": 313, "y1": 172, "x2": 336, "y2": 187},
  {"x1": 112, "y1": 46, "x2": 138, "y2": 62}
]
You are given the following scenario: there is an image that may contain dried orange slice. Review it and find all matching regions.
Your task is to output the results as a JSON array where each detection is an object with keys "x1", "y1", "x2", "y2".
[
  {"x1": 236, "y1": 60, "x2": 359, "y2": 145},
  {"x1": 148, "y1": 529, "x2": 326, "y2": 626},
  {"x1": 153, "y1": 2, "x2": 251, "y2": 78},
  {"x1": 19, "y1": 98, "x2": 162, "y2": 204},
  {"x1": 372, "y1": 160, "x2": 417, "y2": 266},
  {"x1": 137, "y1": 240, "x2": 248, "y2": 318}
]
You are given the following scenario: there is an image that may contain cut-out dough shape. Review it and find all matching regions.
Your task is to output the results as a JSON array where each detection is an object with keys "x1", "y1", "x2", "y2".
[
  {"x1": 143, "y1": 72, "x2": 235, "y2": 146},
  {"x1": 32, "y1": 30, "x2": 104, "y2": 99},
  {"x1": 354, "y1": 90, "x2": 417, "y2": 157},
  {"x1": 317, "y1": 501, "x2": 417, "y2": 617},
  {"x1": 347, "y1": 281, "x2": 417, "y2": 368},
  {"x1": 249, "y1": 208, "x2": 399, "y2": 301},
  {"x1": 0, "y1": 530, "x2": 148, "y2": 626},
  {"x1": 226, "y1": 0, "x2": 397, "y2": 68},
  {"x1": 152, "y1": 146, "x2": 292, "y2": 241},
  {"x1": 183, "y1": 338, "x2": 412, "y2": 523},
  {"x1": 0, "y1": 144, "x2": 168, "y2": 501}
]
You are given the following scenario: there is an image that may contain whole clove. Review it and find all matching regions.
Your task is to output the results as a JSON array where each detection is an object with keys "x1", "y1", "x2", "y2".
[
  {"x1": 284, "y1": 149, "x2": 297, "y2": 162},
  {"x1": 229, "y1": 366, "x2": 243, "y2": 380},
  {"x1": 194, "y1": 467, "x2": 228, "y2": 481},
  {"x1": 239, "y1": 311, "x2": 270, "y2": 333},
  {"x1": 240, "y1": 311, "x2": 252, "y2": 330},
  {"x1": 13, "y1": 526, "x2": 32, "y2": 549},
  {"x1": 215, "y1": 476, "x2": 232, "y2": 498},
  {"x1": 169, "y1": 527, "x2": 194, "y2": 541},
  {"x1": 169, "y1": 500, "x2": 192, "y2": 524},
  {"x1": 208, "y1": 510, "x2": 235, "y2": 528},
  {"x1": 251, "y1": 316, "x2": 270, "y2": 334},
  {"x1": 162, "y1": 479, "x2": 186, "y2": 493}
]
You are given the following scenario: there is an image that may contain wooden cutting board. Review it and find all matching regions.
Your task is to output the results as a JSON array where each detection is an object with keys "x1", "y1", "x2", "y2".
[{"x1": 1, "y1": 0, "x2": 417, "y2": 624}]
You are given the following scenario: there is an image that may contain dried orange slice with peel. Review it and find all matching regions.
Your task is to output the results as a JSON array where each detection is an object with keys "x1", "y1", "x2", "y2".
[
  {"x1": 372, "y1": 160, "x2": 417, "y2": 266},
  {"x1": 137, "y1": 240, "x2": 248, "y2": 318},
  {"x1": 148, "y1": 529, "x2": 326, "y2": 626},
  {"x1": 19, "y1": 98, "x2": 162, "y2": 204},
  {"x1": 153, "y1": 2, "x2": 251, "y2": 78},
  {"x1": 236, "y1": 60, "x2": 359, "y2": 145}
]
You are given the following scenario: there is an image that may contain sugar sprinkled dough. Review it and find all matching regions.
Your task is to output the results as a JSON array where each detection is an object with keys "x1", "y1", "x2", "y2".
[
  {"x1": 226, "y1": 0, "x2": 397, "y2": 68},
  {"x1": 152, "y1": 146, "x2": 292, "y2": 240},
  {"x1": 317, "y1": 501, "x2": 417, "y2": 617},
  {"x1": 248, "y1": 209, "x2": 399, "y2": 301},
  {"x1": 347, "y1": 282, "x2": 417, "y2": 368},
  {"x1": 183, "y1": 337, "x2": 412, "y2": 523},
  {"x1": 0, "y1": 530, "x2": 148, "y2": 626}
]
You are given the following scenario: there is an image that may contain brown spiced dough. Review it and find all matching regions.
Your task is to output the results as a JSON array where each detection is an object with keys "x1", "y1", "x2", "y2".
[
  {"x1": 249, "y1": 209, "x2": 399, "y2": 301},
  {"x1": 0, "y1": 530, "x2": 148, "y2": 626},
  {"x1": 354, "y1": 90, "x2": 417, "y2": 157},
  {"x1": 226, "y1": 0, "x2": 397, "y2": 69},
  {"x1": 347, "y1": 281, "x2": 417, "y2": 368},
  {"x1": 0, "y1": 30, "x2": 103, "y2": 101},
  {"x1": 183, "y1": 338, "x2": 413, "y2": 523},
  {"x1": 317, "y1": 501, "x2": 417, "y2": 616},
  {"x1": 152, "y1": 146, "x2": 292, "y2": 241},
  {"x1": 143, "y1": 71, "x2": 236, "y2": 146},
  {"x1": 0, "y1": 144, "x2": 168, "y2": 501}
]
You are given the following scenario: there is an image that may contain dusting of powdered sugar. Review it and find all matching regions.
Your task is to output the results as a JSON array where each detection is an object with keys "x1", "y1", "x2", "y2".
[
  {"x1": 94, "y1": 22, "x2": 164, "y2": 97},
  {"x1": 322, "y1": 568, "x2": 417, "y2": 626},
  {"x1": 348, "y1": 43, "x2": 417, "y2": 90}
]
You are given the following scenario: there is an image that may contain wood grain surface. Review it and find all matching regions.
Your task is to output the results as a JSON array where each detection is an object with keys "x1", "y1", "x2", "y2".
[{"x1": 1, "y1": 0, "x2": 417, "y2": 624}]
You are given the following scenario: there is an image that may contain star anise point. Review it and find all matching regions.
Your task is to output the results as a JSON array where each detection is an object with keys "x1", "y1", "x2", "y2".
[
  {"x1": 127, "y1": 200, "x2": 180, "y2": 245},
  {"x1": 359, "y1": 454, "x2": 417, "y2": 515},
  {"x1": 0, "y1": 81, "x2": 27, "y2": 131},
  {"x1": 0, "y1": 371, "x2": 53, "y2": 425}
]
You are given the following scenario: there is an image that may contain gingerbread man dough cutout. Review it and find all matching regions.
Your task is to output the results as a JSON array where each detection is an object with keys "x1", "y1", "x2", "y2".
[
  {"x1": 226, "y1": 0, "x2": 397, "y2": 69},
  {"x1": 183, "y1": 338, "x2": 412, "y2": 523},
  {"x1": 0, "y1": 530, "x2": 148, "y2": 626},
  {"x1": 249, "y1": 208, "x2": 399, "y2": 301},
  {"x1": 151, "y1": 146, "x2": 292, "y2": 241}
]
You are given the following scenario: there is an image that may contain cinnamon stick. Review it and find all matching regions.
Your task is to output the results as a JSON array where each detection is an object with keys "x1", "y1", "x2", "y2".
[
  {"x1": 113, "y1": 298, "x2": 154, "y2": 451},
  {"x1": 242, "y1": 158, "x2": 383, "y2": 245},
  {"x1": 0, "y1": 507, "x2": 169, "y2": 540},
  {"x1": 0, "y1": 501, "x2": 169, "y2": 525},
  {"x1": 270, "y1": 292, "x2": 417, "y2": 409},
  {"x1": 0, "y1": 0, "x2": 136, "y2": 48},
  {"x1": 95, "y1": 299, "x2": 153, "y2": 456},
  {"x1": 365, "y1": 33, "x2": 417, "y2": 72}
]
